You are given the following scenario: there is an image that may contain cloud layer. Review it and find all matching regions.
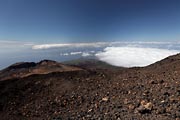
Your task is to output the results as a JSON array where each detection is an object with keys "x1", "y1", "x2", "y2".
[
  {"x1": 32, "y1": 41, "x2": 180, "y2": 50},
  {"x1": 32, "y1": 42, "x2": 109, "y2": 49},
  {"x1": 32, "y1": 41, "x2": 180, "y2": 67},
  {"x1": 95, "y1": 47, "x2": 179, "y2": 67},
  {"x1": 60, "y1": 51, "x2": 93, "y2": 57}
]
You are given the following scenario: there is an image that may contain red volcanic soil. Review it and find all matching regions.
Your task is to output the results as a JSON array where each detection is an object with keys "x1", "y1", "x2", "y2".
[
  {"x1": 1, "y1": 54, "x2": 180, "y2": 120},
  {"x1": 0, "y1": 60, "x2": 82, "y2": 81}
]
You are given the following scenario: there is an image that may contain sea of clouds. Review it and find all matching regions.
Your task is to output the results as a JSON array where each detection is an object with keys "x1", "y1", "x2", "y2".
[
  {"x1": 1, "y1": 41, "x2": 180, "y2": 69},
  {"x1": 95, "y1": 47, "x2": 179, "y2": 67},
  {"x1": 31, "y1": 41, "x2": 180, "y2": 67}
]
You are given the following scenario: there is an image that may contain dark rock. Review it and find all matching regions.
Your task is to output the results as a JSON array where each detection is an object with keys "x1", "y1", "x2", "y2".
[{"x1": 8, "y1": 62, "x2": 36, "y2": 69}]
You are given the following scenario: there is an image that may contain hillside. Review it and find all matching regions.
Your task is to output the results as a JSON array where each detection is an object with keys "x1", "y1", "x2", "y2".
[
  {"x1": 1, "y1": 54, "x2": 180, "y2": 120},
  {"x1": 0, "y1": 60, "x2": 82, "y2": 81}
]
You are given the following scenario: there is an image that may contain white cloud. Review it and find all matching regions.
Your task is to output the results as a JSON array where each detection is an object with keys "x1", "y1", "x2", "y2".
[
  {"x1": 32, "y1": 41, "x2": 180, "y2": 50},
  {"x1": 82, "y1": 52, "x2": 92, "y2": 57},
  {"x1": 32, "y1": 42, "x2": 109, "y2": 49},
  {"x1": 60, "y1": 51, "x2": 93, "y2": 57},
  {"x1": 60, "y1": 53, "x2": 69, "y2": 56},
  {"x1": 95, "y1": 47, "x2": 179, "y2": 67},
  {"x1": 70, "y1": 51, "x2": 82, "y2": 55}
]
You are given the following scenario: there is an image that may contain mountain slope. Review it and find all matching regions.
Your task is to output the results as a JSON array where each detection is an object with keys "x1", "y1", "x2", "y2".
[
  {"x1": 63, "y1": 58, "x2": 122, "y2": 70},
  {"x1": 1, "y1": 54, "x2": 180, "y2": 120},
  {"x1": 0, "y1": 60, "x2": 82, "y2": 81}
]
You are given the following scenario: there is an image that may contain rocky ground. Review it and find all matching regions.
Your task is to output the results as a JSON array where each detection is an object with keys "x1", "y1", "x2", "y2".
[{"x1": 1, "y1": 54, "x2": 180, "y2": 120}]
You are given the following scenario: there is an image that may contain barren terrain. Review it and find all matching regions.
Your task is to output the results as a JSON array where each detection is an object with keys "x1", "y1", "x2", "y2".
[{"x1": 1, "y1": 54, "x2": 180, "y2": 120}]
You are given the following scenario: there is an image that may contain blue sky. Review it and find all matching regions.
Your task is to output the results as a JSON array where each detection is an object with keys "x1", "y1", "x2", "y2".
[{"x1": 0, "y1": 0, "x2": 180, "y2": 43}]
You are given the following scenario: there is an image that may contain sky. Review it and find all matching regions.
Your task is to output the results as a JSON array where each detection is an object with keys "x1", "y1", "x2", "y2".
[
  {"x1": 0, "y1": 0, "x2": 180, "y2": 43},
  {"x1": 0, "y1": 0, "x2": 180, "y2": 69}
]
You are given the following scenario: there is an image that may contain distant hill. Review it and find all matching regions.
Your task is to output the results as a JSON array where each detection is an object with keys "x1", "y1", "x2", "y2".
[
  {"x1": 0, "y1": 60, "x2": 82, "y2": 81},
  {"x1": 63, "y1": 58, "x2": 122, "y2": 70}
]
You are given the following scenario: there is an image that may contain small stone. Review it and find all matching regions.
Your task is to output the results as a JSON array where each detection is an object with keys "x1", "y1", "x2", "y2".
[
  {"x1": 140, "y1": 100, "x2": 146, "y2": 106},
  {"x1": 128, "y1": 104, "x2": 135, "y2": 110},
  {"x1": 123, "y1": 98, "x2": 130, "y2": 105},
  {"x1": 156, "y1": 107, "x2": 166, "y2": 114},
  {"x1": 86, "y1": 115, "x2": 92, "y2": 118},
  {"x1": 88, "y1": 109, "x2": 92, "y2": 112},
  {"x1": 117, "y1": 118, "x2": 121, "y2": 120},
  {"x1": 159, "y1": 79, "x2": 164, "y2": 84},
  {"x1": 102, "y1": 97, "x2": 109, "y2": 102},
  {"x1": 144, "y1": 102, "x2": 153, "y2": 110},
  {"x1": 150, "y1": 80, "x2": 156, "y2": 84},
  {"x1": 135, "y1": 101, "x2": 153, "y2": 114},
  {"x1": 161, "y1": 100, "x2": 165, "y2": 103}
]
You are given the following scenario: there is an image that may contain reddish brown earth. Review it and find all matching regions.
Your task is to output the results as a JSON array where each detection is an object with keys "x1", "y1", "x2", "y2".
[
  {"x1": 1, "y1": 54, "x2": 180, "y2": 120},
  {"x1": 0, "y1": 60, "x2": 82, "y2": 81}
]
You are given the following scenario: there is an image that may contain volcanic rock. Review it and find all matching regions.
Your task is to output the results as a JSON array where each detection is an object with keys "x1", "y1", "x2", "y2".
[{"x1": 1, "y1": 54, "x2": 180, "y2": 119}]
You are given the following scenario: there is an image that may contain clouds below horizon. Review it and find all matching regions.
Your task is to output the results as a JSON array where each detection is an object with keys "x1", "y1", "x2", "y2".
[
  {"x1": 32, "y1": 41, "x2": 180, "y2": 50},
  {"x1": 95, "y1": 47, "x2": 179, "y2": 67},
  {"x1": 32, "y1": 42, "x2": 109, "y2": 49},
  {"x1": 60, "y1": 51, "x2": 93, "y2": 57},
  {"x1": 1, "y1": 40, "x2": 180, "y2": 68}
]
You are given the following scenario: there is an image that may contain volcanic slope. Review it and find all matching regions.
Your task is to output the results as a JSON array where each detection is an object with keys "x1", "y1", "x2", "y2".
[
  {"x1": 0, "y1": 60, "x2": 82, "y2": 81},
  {"x1": 1, "y1": 54, "x2": 180, "y2": 120}
]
